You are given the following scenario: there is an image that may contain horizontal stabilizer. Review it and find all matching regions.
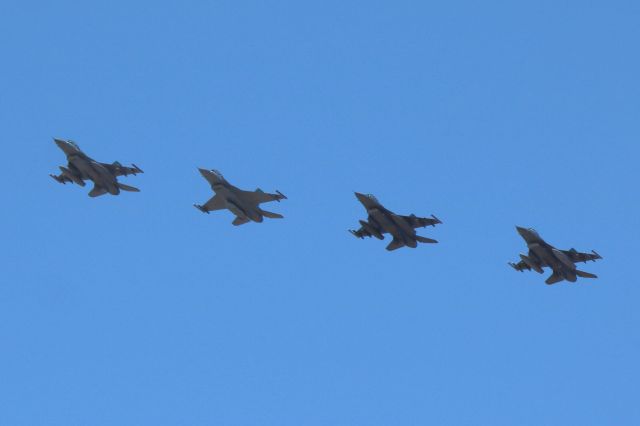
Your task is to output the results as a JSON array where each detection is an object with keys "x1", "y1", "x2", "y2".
[
  {"x1": 545, "y1": 272, "x2": 563, "y2": 285},
  {"x1": 415, "y1": 235, "x2": 438, "y2": 244},
  {"x1": 386, "y1": 238, "x2": 405, "y2": 251},
  {"x1": 88, "y1": 185, "x2": 108, "y2": 198},
  {"x1": 232, "y1": 216, "x2": 250, "y2": 226},
  {"x1": 576, "y1": 270, "x2": 598, "y2": 279},
  {"x1": 117, "y1": 183, "x2": 140, "y2": 192},
  {"x1": 261, "y1": 210, "x2": 283, "y2": 219}
]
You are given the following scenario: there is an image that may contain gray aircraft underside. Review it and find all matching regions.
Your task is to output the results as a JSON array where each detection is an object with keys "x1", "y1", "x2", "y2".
[
  {"x1": 349, "y1": 192, "x2": 442, "y2": 251},
  {"x1": 194, "y1": 168, "x2": 286, "y2": 226},
  {"x1": 509, "y1": 226, "x2": 602, "y2": 285},
  {"x1": 50, "y1": 138, "x2": 143, "y2": 197},
  {"x1": 48, "y1": 140, "x2": 606, "y2": 284}
]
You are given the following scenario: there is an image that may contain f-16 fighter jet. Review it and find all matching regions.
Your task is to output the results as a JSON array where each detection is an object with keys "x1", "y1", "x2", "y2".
[
  {"x1": 349, "y1": 192, "x2": 441, "y2": 251},
  {"x1": 194, "y1": 168, "x2": 287, "y2": 226},
  {"x1": 509, "y1": 226, "x2": 602, "y2": 285},
  {"x1": 50, "y1": 138, "x2": 143, "y2": 197}
]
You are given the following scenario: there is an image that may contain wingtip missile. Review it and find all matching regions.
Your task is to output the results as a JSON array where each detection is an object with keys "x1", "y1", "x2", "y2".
[
  {"x1": 349, "y1": 229, "x2": 363, "y2": 239},
  {"x1": 431, "y1": 214, "x2": 442, "y2": 225},
  {"x1": 194, "y1": 204, "x2": 210, "y2": 214},
  {"x1": 50, "y1": 174, "x2": 66, "y2": 184},
  {"x1": 592, "y1": 250, "x2": 602, "y2": 260},
  {"x1": 508, "y1": 262, "x2": 523, "y2": 272},
  {"x1": 132, "y1": 163, "x2": 143, "y2": 174},
  {"x1": 275, "y1": 190, "x2": 287, "y2": 201}
]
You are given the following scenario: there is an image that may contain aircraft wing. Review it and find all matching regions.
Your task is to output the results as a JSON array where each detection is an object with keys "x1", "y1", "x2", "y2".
[
  {"x1": 194, "y1": 194, "x2": 226, "y2": 213},
  {"x1": 102, "y1": 162, "x2": 144, "y2": 177},
  {"x1": 562, "y1": 249, "x2": 602, "y2": 264},
  {"x1": 239, "y1": 189, "x2": 287, "y2": 205},
  {"x1": 204, "y1": 194, "x2": 226, "y2": 211},
  {"x1": 400, "y1": 214, "x2": 442, "y2": 229},
  {"x1": 349, "y1": 217, "x2": 385, "y2": 239}
]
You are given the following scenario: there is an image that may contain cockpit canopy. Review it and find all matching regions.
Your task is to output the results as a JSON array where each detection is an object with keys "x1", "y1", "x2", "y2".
[
  {"x1": 210, "y1": 169, "x2": 224, "y2": 179},
  {"x1": 67, "y1": 140, "x2": 81, "y2": 150},
  {"x1": 365, "y1": 194, "x2": 379, "y2": 203}
]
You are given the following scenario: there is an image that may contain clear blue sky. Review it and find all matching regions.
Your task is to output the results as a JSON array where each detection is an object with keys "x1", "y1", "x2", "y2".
[{"x1": 1, "y1": 1, "x2": 639, "y2": 424}]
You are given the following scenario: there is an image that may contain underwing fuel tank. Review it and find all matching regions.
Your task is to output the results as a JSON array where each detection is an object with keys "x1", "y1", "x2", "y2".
[
  {"x1": 59, "y1": 166, "x2": 85, "y2": 186},
  {"x1": 359, "y1": 220, "x2": 383, "y2": 239},
  {"x1": 520, "y1": 254, "x2": 543, "y2": 273}
]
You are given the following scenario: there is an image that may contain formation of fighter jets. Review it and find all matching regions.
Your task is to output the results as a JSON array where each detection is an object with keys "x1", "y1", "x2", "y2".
[{"x1": 50, "y1": 138, "x2": 603, "y2": 285}]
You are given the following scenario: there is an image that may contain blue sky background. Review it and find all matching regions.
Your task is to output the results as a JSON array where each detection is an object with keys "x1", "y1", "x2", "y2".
[{"x1": 1, "y1": 1, "x2": 639, "y2": 424}]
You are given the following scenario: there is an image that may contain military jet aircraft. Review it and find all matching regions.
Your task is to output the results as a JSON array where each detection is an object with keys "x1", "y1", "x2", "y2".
[
  {"x1": 50, "y1": 138, "x2": 143, "y2": 197},
  {"x1": 349, "y1": 192, "x2": 441, "y2": 251},
  {"x1": 194, "y1": 168, "x2": 287, "y2": 225},
  {"x1": 509, "y1": 226, "x2": 602, "y2": 285}
]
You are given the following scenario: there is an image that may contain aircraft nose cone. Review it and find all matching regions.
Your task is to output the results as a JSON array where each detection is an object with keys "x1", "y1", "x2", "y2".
[
  {"x1": 515, "y1": 226, "x2": 537, "y2": 241},
  {"x1": 54, "y1": 138, "x2": 77, "y2": 155},
  {"x1": 354, "y1": 192, "x2": 367, "y2": 202},
  {"x1": 198, "y1": 168, "x2": 210, "y2": 176}
]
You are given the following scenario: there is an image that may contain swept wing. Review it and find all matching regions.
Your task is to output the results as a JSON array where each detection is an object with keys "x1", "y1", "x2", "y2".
[
  {"x1": 101, "y1": 161, "x2": 144, "y2": 177},
  {"x1": 399, "y1": 214, "x2": 442, "y2": 229},
  {"x1": 238, "y1": 189, "x2": 287, "y2": 205},
  {"x1": 561, "y1": 249, "x2": 602, "y2": 264}
]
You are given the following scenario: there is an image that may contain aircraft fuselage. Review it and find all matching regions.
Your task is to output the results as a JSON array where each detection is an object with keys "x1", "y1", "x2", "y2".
[
  {"x1": 212, "y1": 183, "x2": 263, "y2": 223},
  {"x1": 527, "y1": 242, "x2": 578, "y2": 282},
  {"x1": 368, "y1": 207, "x2": 417, "y2": 248},
  {"x1": 68, "y1": 153, "x2": 120, "y2": 195}
]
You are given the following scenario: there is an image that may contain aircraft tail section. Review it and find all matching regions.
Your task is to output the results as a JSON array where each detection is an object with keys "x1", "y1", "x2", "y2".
[
  {"x1": 232, "y1": 216, "x2": 250, "y2": 226},
  {"x1": 576, "y1": 270, "x2": 598, "y2": 279},
  {"x1": 260, "y1": 210, "x2": 283, "y2": 219},
  {"x1": 88, "y1": 185, "x2": 108, "y2": 198},
  {"x1": 386, "y1": 238, "x2": 405, "y2": 251},
  {"x1": 415, "y1": 235, "x2": 438, "y2": 244},
  {"x1": 545, "y1": 272, "x2": 564, "y2": 285},
  {"x1": 117, "y1": 183, "x2": 140, "y2": 192}
]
